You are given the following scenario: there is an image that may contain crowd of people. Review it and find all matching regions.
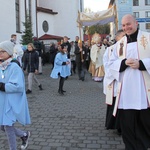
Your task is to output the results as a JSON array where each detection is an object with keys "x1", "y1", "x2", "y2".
[{"x1": 0, "y1": 13, "x2": 150, "y2": 150}]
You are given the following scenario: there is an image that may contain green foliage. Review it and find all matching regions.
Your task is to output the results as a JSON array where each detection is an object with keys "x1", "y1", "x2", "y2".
[
  {"x1": 87, "y1": 24, "x2": 110, "y2": 35},
  {"x1": 83, "y1": 8, "x2": 110, "y2": 35},
  {"x1": 21, "y1": 15, "x2": 33, "y2": 45}
]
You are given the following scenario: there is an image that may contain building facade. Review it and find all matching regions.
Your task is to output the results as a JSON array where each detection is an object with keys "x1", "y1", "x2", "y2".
[
  {"x1": 0, "y1": 0, "x2": 84, "y2": 43},
  {"x1": 108, "y1": 0, "x2": 150, "y2": 39},
  {"x1": 132, "y1": 0, "x2": 150, "y2": 32}
]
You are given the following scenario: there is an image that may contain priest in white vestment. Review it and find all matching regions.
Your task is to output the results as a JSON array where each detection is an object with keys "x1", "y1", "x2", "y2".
[
  {"x1": 88, "y1": 33, "x2": 105, "y2": 81},
  {"x1": 103, "y1": 29, "x2": 125, "y2": 132},
  {"x1": 108, "y1": 14, "x2": 150, "y2": 150}
]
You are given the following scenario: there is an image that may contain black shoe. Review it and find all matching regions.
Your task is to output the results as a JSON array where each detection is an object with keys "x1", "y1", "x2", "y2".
[
  {"x1": 59, "y1": 91, "x2": 64, "y2": 95},
  {"x1": 20, "y1": 131, "x2": 30, "y2": 150},
  {"x1": 39, "y1": 84, "x2": 43, "y2": 90},
  {"x1": 38, "y1": 73, "x2": 42, "y2": 75},
  {"x1": 79, "y1": 77, "x2": 84, "y2": 81},
  {"x1": 26, "y1": 89, "x2": 32, "y2": 94},
  {"x1": 117, "y1": 129, "x2": 122, "y2": 135},
  {"x1": 58, "y1": 89, "x2": 64, "y2": 95}
]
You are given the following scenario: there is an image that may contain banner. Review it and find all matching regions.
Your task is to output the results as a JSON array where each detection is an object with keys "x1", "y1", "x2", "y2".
[{"x1": 77, "y1": 5, "x2": 115, "y2": 27}]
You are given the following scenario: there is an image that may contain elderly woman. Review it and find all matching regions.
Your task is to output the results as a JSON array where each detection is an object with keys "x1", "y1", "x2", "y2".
[{"x1": 0, "y1": 41, "x2": 31, "y2": 150}]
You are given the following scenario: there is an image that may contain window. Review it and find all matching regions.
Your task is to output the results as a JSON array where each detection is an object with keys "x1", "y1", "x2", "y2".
[
  {"x1": 145, "y1": 0, "x2": 150, "y2": 5},
  {"x1": 42, "y1": 21, "x2": 49, "y2": 33},
  {"x1": 146, "y1": 11, "x2": 150, "y2": 17},
  {"x1": 15, "y1": 0, "x2": 20, "y2": 32},
  {"x1": 146, "y1": 23, "x2": 150, "y2": 29},
  {"x1": 133, "y1": 0, "x2": 139, "y2": 6},
  {"x1": 133, "y1": 12, "x2": 139, "y2": 18}
]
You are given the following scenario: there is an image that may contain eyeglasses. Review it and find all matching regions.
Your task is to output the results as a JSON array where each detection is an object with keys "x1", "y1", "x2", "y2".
[{"x1": 0, "y1": 51, "x2": 6, "y2": 54}]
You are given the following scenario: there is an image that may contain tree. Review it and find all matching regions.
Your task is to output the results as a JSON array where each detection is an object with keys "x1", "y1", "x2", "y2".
[
  {"x1": 88, "y1": 24, "x2": 110, "y2": 35},
  {"x1": 21, "y1": 15, "x2": 33, "y2": 45}
]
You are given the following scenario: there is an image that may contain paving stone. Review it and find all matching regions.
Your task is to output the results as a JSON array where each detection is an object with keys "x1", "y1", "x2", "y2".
[{"x1": 0, "y1": 64, "x2": 125, "y2": 150}]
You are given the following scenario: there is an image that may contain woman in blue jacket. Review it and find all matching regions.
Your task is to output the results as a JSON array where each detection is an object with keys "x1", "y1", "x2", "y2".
[
  {"x1": 0, "y1": 41, "x2": 31, "y2": 150},
  {"x1": 50, "y1": 43, "x2": 71, "y2": 95}
]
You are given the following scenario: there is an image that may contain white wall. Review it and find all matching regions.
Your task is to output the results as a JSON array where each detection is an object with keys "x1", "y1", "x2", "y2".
[
  {"x1": 0, "y1": 0, "x2": 83, "y2": 43},
  {"x1": 37, "y1": 13, "x2": 55, "y2": 37},
  {"x1": 38, "y1": 0, "x2": 81, "y2": 41},
  {"x1": 0, "y1": 1, "x2": 16, "y2": 41},
  {"x1": 0, "y1": 0, "x2": 37, "y2": 43}
]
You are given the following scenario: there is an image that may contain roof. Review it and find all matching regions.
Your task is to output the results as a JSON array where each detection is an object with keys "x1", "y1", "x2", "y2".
[
  {"x1": 38, "y1": 34, "x2": 63, "y2": 40},
  {"x1": 37, "y1": 7, "x2": 58, "y2": 15}
]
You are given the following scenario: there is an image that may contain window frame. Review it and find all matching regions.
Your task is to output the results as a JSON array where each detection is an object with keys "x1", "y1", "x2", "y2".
[
  {"x1": 15, "y1": 0, "x2": 20, "y2": 32},
  {"x1": 146, "y1": 23, "x2": 150, "y2": 29},
  {"x1": 145, "y1": 0, "x2": 150, "y2": 5},
  {"x1": 133, "y1": 12, "x2": 139, "y2": 18},
  {"x1": 133, "y1": 0, "x2": 139, "y2": 6},
  {"x1": 146, "y1": 11, "x2": 150, "y2": 17}
]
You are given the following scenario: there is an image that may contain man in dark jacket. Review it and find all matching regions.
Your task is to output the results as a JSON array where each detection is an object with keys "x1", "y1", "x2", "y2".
[
  {"x1": 49, "y1": 42, "x2": 57, "y2": 69},
  {"x1": 74, "y1": 41, "x2": 87, "y2": 81},
  {"x1": 63, "y1": 36, "x2": 71, "y2": 59}
]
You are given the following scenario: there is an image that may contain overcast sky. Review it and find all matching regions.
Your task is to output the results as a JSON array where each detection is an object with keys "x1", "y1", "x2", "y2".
[{"x1": 84, "y1": 0, "x2": 110, "y2": 12}]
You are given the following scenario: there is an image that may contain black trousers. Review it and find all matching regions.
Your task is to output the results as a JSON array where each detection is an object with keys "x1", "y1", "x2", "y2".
[
  {"x1": 71, "y1": 60, "x2": 76, "y2": 73},
  {"x1": 119, "y1": 109, "x2": 150, "y2": 150},
  {"x1": 76, "y1": 62, "x2": 86, "y2": 79},
  {"x1": 76, "y1": 62, "x2": 82, "y2": 79},
  {"x1": 105, "y1": 97, "x2": 120, "y2": 130},
  {"x1": 58, "y1": 76, "x2": 65, "y2": 92}
]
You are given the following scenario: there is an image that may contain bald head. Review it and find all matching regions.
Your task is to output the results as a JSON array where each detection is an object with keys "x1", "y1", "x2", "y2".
[
  {"x1": 121, "y1": 14, "x2": 138, "y2": 35},
  {"x1": 122, "y1": 14, "x2": 136, "y2": 22}
]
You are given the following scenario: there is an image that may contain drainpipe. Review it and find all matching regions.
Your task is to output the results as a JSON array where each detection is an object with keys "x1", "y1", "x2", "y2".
[
  {"x1": 36, "y1": 0, "x2": 38, "y2": 37},
  {"x1": 25, "y1": 0, "x2": 27, "y2": 20}
]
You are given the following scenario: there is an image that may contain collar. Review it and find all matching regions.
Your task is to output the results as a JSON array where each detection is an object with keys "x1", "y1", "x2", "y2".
[{"x1": 126, "y1": 29, "x2": 138, "y2": 43}]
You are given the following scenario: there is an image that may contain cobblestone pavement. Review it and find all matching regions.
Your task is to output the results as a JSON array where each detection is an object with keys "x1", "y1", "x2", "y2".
[{"x1": 0, "y1": 64, "x2": 125, "y2": 150}]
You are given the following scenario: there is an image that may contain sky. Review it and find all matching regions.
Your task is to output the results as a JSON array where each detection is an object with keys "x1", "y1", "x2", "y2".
[{"x1": 84, "y1": 0, "x2": 110, "y2": 12}]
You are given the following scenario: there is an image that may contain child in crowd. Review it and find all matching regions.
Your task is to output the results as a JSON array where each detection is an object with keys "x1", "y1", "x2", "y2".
[
  {"x1": 23, "y1": 43, "x2": 43, "y2": 94},
  {"x1": 50, "y1": 43, "x2": 71, "y2": 95}
]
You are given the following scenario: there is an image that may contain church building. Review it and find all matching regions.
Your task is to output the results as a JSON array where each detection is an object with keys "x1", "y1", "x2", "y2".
[{"x1": 0, "y1": 0, "x2": 84, "y2": 43}]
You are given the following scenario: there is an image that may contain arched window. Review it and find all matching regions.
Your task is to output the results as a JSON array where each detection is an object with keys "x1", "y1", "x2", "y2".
[{"x1": 42, "y1": 21, "x2": 49, "y2": 33}]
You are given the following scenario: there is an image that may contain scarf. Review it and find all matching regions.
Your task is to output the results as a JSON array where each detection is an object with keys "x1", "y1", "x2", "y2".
[{"x1": 0, "y1": 58, "x2": 12, "y2": 70}]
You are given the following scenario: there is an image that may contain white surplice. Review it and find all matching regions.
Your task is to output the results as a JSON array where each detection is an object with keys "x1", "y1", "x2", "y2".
[
  {"x1": 108, "y1": 42, "x2": 149, "y2": 110},
  {"x1": 103, "y1": 45, "x2": 118, "y2": 97}
]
